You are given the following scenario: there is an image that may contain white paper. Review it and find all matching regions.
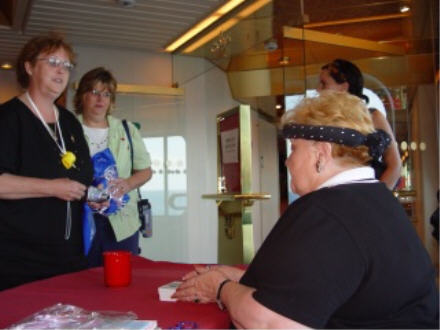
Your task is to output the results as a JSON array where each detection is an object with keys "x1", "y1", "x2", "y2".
[
  {"x1": 158, "y1": 281, "x2": 182, "y2": 302},
  {"x1": 221, "y1": 128, "x2": 239, "y2": 164}
]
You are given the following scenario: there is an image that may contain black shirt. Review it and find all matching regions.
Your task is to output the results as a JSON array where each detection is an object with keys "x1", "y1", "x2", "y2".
[
  {"x1": 0, "y1": 97, "x2": 93, "y2": 290},
  {"x1": 240, "y1": 183, "x2": 439, "y2": 328}
]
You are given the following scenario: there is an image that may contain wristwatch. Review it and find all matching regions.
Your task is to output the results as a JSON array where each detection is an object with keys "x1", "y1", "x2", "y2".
[{"x1": 216, "y1": 279, "x2": 231, "y2": 310}]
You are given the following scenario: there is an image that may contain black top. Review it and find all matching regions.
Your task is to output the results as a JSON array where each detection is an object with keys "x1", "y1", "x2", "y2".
[
  {"x1": 240, "y1": 183, "x2": 439, "y2": 329},
  {"x1": 0, "y1": 97, "x2": 93, "y2": 290}
]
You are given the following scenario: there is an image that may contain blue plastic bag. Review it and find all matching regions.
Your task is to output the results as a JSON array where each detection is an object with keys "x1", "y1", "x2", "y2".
[
  {"x1": 91, "y1": 148, "x2": 129, "y2": 216},
  {"x1": 82, "y1": 203, "x2": 96, "y2": 255}
]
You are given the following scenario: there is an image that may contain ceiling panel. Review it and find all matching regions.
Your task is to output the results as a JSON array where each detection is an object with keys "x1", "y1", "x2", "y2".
[{"x1": 0, "y1": 0, "x2": 227, "y2": 66}]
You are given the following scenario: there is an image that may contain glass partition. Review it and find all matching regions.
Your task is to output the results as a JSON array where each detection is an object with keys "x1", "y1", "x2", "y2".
[{"x1": 113, "y1": 94, "x2": 188, "y2": 262}]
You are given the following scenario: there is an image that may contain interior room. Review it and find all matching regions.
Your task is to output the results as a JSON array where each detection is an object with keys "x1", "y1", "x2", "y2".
[{"x1": 0, "y1": 0, "x2": 438, "y2": 327}]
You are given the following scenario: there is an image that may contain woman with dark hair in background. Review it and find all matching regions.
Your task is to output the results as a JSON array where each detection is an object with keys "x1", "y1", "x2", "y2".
[
  {"x1": 318, "y1": 59, "x2": 401, "y2": 189},
  {"x1": 0, "y1": 34, "x2": 93, "y2": 290}
]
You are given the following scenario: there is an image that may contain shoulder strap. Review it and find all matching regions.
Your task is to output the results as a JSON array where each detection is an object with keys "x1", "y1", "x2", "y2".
[
  {"x1": 122, "y1": 119, "x2": 141, "y2": 199},
  {"x1": 122, "y1": 119, "x2": 134, "y2": 170}
]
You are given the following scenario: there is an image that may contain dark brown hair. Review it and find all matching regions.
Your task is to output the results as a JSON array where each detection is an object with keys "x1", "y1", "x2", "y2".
[
  {"x1": 74, "y1": 67, "x2": 117, "y2": 115},
  {"x1": 322, "y1": 59, "x2": 369, "y2": 103},
  {"x1": 16, "y1": 33, "x2": 75, "y2": 88}
]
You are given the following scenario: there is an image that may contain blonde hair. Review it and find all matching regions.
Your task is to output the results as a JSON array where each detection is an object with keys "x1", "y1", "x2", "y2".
[{"x1": 282, "y1": 91, "x2": 375, "y2": 165}]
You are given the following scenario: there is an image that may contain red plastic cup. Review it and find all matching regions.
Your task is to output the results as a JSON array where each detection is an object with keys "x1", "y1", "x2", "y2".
[{"x1": 103, "y1": 251, "x2": 131, "y2": 287}]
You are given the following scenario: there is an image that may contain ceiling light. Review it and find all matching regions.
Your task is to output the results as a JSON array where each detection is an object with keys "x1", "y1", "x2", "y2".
[
  {"x1": 278, "y1": 56, "x2": 290, "y2": 65},
  {"x1": 165, "y1": 0, "x2": 246, "y2": 52},
  {"x1": 1, "y1": 62, "x2": 13, "y2": 70},
  {"x1": 116, "y1": 0, "x2": 136, "y2": 8},
  {"x1": 400, "y1": 5, "x2": 410, "y2": 13},
  {"x1": 400, "y1": 141, "x2": 408, "y2": 151},
  {"x1": 264, "y1": 39, "x2": 278, "y2": 51},
  {"x1": 181, "y1": 0, "x2": 271, "y2": 54}
]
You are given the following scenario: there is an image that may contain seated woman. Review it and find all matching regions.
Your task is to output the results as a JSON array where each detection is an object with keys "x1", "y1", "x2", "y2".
[{"x1": 172, "y1": 91, "x2": 439, "y2": 329}]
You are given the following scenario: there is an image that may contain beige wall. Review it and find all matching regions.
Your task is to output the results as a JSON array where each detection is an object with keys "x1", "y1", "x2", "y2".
[{"x1": 0, "y1": 70, "x2": 20, "y2": 104}]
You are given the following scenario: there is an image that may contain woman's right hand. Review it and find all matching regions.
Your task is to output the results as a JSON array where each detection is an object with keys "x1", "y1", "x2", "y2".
[
  {"x1": 50, "y1": 178, "x2": 87, "y2": 201},
  {"x1": 182, "y1": 264, "x2": 245, "y2": 282}
]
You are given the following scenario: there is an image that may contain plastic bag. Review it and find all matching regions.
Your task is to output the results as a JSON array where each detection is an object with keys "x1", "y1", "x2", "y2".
[
  {"x1": 8, "y1": 303, "x2": 137, "y2": 329},
  {"x1": 90, "y1": 148, "x2": 129, "y2": 215},
  {"x1": 82, "y1": 203, "x2": 96, "y2": 255}
]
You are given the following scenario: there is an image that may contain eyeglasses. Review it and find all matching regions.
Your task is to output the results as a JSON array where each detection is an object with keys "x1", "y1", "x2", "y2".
[
  {"x1": 38, "y1": 56, "x2": 75, "y2": 71},
  {"x1": 90, "y1": 89, "x2": 112, "y2": 98}
]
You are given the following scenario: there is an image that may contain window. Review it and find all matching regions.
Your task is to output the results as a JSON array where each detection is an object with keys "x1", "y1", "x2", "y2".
[{"x1": 139, "y1": 136, "x2": 187, "y2": 216}]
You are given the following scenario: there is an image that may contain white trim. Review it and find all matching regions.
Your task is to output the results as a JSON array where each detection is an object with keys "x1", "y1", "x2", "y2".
[{"x1": 318, "y1": 166, "x2": 378, "y2": 190}]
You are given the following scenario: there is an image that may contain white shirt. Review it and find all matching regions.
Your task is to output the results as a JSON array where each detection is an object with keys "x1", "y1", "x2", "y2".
[
  {"x1": 317, "y1": 166, "x2": 378, "y2": 190},
  {"x1": 82, "y1": 125, "x2": 109, "y2": 156}
]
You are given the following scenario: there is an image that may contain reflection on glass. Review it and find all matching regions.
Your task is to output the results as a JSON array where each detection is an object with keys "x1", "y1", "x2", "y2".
[
  {"x1": 140, "y1": 136, "x2": 187, "y2": 216},
  {"x1": 167, "y1": 136, "x2": 187, "y2": 216}
]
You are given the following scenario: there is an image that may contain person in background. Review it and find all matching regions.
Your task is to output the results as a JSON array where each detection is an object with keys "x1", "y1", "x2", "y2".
[
  {"x1": 0, "y1": 34, "x2": 93, "y2": 290},
  {"x1": 318, "y1": 58, "x2": 401, "y2": 189},
  {"x1": 74, "y1": 67, "x2": 152, "y2": 267},
  {"x1": 172, "y1": 91, "x2": 439, "y2": 329}
]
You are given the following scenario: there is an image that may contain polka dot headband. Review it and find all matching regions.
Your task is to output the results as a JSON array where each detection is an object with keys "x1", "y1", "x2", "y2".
[{"x1": 282, "y1": 123, "x2": 391, "y2": 161}]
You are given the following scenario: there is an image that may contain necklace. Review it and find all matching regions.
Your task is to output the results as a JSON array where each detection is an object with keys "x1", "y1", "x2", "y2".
[
  {"x1": 25, "y1": 92, "x2": 76, "y2": 170},
  {"x1": 25, "y1": 92, "x2": 74, "y2": 240},
  {"x1": 83, "y1": 125, "x2": 109, "y2": 155}
]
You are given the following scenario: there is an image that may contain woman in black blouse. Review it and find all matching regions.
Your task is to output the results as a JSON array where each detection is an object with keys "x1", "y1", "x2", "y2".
[
  {"x1": 172, "y1": 92, "x2": 438, "y2": 329},
  {"x1": 0, "y1": 34, "x2": 93, "y2": 290}
]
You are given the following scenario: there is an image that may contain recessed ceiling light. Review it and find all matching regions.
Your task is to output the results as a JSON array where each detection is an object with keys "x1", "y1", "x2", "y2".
[
  {"x1": 279, "y1": 56, "x2": 290, "y2": 65},
  {"x1": 1, "y1": 62, "x2": 13, "y2": 70},
  {"x1": 400, "y1": 5, "x2": 410, "y2": 13},
  {"x1": 165, "y1": 0, "x2": 247, "y2": 52},
  {"x1": 116, "y1": 0, "x2": 136, "y2": 8}
]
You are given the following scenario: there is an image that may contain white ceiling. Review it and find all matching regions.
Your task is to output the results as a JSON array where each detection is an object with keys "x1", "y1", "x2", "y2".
[{"x1": 0, "y1": 0, "x2": 228, "y2": 65}]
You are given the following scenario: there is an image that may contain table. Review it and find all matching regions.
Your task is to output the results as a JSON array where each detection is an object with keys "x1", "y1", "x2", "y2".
[{"x1": 0, "y1": 256, "x2": 231, "y2": 328}]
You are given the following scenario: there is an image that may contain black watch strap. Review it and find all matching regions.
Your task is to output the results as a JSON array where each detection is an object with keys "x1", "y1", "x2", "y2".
[{"x1": 216, "y1": 279, "x2": 231, "y2": 310}]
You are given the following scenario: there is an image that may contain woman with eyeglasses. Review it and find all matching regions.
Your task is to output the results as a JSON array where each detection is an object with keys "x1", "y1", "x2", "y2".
[
  {"x1": 317, "y1": 59, "x2": 401, "y2": 189},
  {"x1": 0, "y1": 34, "x2": 94, "y2": 290},
  {"x1": 74, "y1": 67, "x2": 152, "y2": 267}
]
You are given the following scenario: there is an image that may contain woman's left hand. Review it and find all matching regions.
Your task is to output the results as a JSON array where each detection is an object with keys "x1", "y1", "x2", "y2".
[
  {"x1": 109, "y1": 178, "x2": 132, "y2": 198},
  {"x1": 172, "y1": 269, "x2": 227, "y2": 304}
]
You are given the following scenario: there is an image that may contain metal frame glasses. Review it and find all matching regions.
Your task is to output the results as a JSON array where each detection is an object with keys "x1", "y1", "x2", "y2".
[
  {"x1": 90, "y1": 89, "x2": 112, "y2": 98},
  {"x1": 38, "y1": 56, "x2": 75, "y2": 71}
]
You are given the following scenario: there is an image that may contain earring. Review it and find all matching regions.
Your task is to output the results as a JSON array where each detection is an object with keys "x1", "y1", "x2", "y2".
[{"x1": 316, "y1": 160, "x2": 323, "y2": 173}]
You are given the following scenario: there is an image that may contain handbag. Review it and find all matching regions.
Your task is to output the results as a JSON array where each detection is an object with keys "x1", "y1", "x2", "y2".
[{"x1": 122, "y1": 120, "x2": 152, "y2": 238}]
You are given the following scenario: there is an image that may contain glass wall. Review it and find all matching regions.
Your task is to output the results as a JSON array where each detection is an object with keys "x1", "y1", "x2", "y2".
[{"x1": 113, "y1": 94, "x2": 188, "y2": 261}]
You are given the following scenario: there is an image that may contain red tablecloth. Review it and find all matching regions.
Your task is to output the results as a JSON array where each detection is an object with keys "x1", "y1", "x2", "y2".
[{"x1": 0, "y1": 256, "x2": 231, "y2": 328}]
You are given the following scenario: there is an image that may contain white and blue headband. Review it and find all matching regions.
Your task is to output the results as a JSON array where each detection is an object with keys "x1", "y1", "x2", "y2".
[{"x1": 282, "y1": 123, "x2": 391, "y2": 161}]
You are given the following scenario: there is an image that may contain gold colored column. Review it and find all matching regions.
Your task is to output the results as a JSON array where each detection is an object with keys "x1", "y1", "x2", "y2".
[{"x1": 203, "y1": 105, "x2": 270, "y2": 265}]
